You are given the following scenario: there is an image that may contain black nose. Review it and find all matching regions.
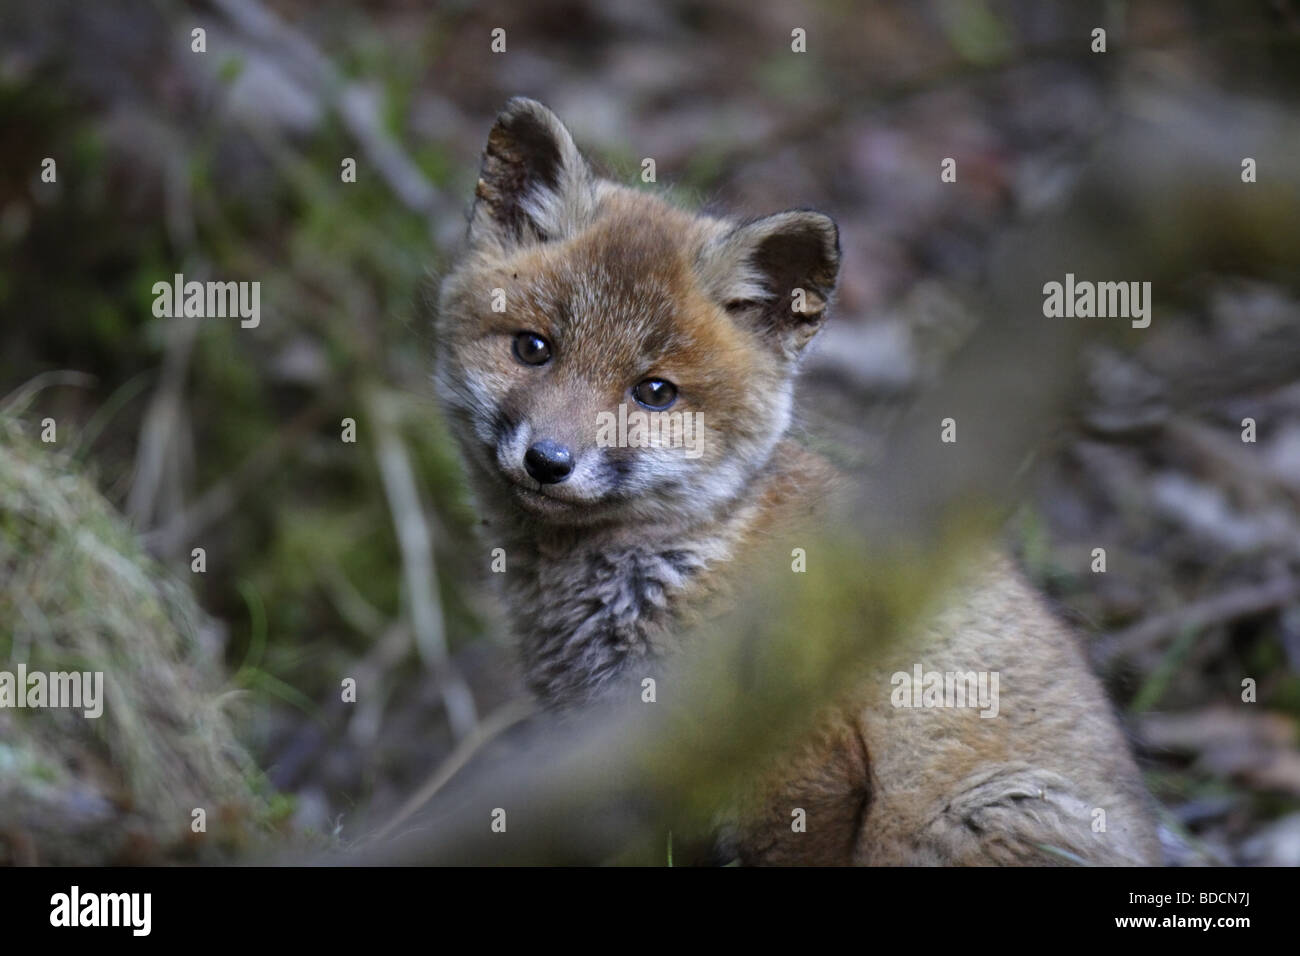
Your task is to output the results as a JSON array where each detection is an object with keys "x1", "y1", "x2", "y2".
[{"x1": 524, "y1": 440, "x2": 573, "y2": 484}]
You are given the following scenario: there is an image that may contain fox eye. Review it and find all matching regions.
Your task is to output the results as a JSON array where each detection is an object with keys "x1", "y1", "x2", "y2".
[
  {"x1": 631, "y1": 378, "x2": 678, "y2": 410},
  {"x1": 512, "y1": 331, "x2": 551, "y2": 366}
]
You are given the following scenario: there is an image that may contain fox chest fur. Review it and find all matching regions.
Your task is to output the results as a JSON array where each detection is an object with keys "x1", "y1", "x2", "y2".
[
  {"x1": 435, "y1": 98, "x2": 1160, "y2": 866},
  {"x1": 494, "y1": 516, "x2": 731, "y2": 703},
  {"x1": 477, "y1": 438, "x2": 823, "y2": 704}
]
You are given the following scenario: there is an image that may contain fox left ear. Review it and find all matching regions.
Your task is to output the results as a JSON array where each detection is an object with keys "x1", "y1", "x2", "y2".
[
  {"x1": 469, "y1": 97, "x2": 597, "y2": 250},
  {"x1": 700, "y1": 210, "x2": 840, "y2": 358}
]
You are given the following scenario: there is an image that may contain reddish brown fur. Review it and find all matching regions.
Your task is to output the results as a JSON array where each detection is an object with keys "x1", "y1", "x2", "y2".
[{"x1": 435, "y1": 99, "x2": 1160, "y2": 866}]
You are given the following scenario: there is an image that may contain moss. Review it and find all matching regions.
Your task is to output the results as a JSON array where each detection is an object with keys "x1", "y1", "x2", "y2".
[{"x1": 0, "y1": 412, "x2": 272, "y2": 864}]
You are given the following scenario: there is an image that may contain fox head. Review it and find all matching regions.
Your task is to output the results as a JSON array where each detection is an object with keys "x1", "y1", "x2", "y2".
[{"x1": 435, "y1": 98, "x2": 839, "y2": 529}]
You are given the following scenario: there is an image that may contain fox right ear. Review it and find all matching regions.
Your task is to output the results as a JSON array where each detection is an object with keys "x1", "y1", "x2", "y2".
[
  {"x1": 469, "y1": 98, "x2": 597, "y2": 250},
  {"x1": 699, "y1": 210, "x2": 841, "y2": 359}
]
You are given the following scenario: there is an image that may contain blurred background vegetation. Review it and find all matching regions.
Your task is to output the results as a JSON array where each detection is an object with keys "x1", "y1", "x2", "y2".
[{"x1": 1, "y1": 0, "x2": 1299, "y2": 864}]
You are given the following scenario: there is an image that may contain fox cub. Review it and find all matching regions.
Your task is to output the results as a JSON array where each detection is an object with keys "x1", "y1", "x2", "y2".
[{"x1": 434, "y1": 98, "x2": 1160, "y2": 865}]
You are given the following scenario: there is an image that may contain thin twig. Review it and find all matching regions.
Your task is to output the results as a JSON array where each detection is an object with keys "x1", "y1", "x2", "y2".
[
  {"x1": 143, "y1": 399, "x2": 331, "y2": 557},
  {"x1": 0, "y1": 370, "x2": 97, "y2": 414},
  {"x1": 209, "y1": 0, "x2": 444, "y2": 217},
  {"x1": 1094, "y1": 575, "x2": 1300, "y2": 668},
  {"x1": 126, "y1": 314, "x2": 200, "y2": 528},
  {"x1": 367, "y1": 387, "x2": 478, "y2": 741},
  {"x1": 371, "y1": 698, "x2": 535, "y2": 844}
]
